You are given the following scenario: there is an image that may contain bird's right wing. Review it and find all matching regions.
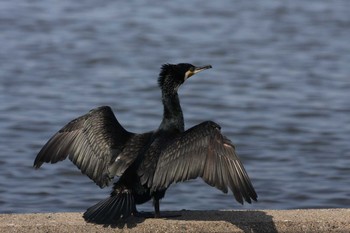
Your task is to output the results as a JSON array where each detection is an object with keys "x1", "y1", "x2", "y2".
[
  {"x1": 34, "y1": 106, "x2": 149, "y2": 188},
  {"x1": 148, "y1": 121, "x2": 257, "y2": 204}
]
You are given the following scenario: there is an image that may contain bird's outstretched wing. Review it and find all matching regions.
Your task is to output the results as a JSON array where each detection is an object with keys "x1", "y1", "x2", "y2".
[
  {"x1": 34, "y1": 106, "x2": 149, "y2": 188},
  {"x1": 150, "y1": 121, "x2": 257, "y2": 204}
]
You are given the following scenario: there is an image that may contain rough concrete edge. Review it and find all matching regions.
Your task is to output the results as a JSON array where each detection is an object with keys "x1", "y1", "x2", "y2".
[{"x1": 0, "y1": 209, "x2": 349, "y2": 233}]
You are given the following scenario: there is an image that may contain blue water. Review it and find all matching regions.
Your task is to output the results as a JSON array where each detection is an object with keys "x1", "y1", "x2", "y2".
[{"x1": 1, "y1": 0, "x2": 350, "y2": 214}]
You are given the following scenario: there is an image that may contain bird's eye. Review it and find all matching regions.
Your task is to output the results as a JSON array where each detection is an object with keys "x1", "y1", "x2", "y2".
[{"x1": 189, "y1": 67, "x2": 195, "y2": 72}]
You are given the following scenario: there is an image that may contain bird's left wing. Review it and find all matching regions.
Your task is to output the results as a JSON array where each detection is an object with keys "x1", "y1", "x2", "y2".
[
  {"x1": 150, "y1": 121, "x2": 257, "y2": 204},
  {"x1": 34, "y1": 106, "x2": 148, "y2": 188}
]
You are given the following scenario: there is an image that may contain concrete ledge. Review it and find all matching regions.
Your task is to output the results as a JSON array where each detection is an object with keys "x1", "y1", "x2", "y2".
[{"x1": 1, "y1": 209, "x2": 349, "y2": 233}]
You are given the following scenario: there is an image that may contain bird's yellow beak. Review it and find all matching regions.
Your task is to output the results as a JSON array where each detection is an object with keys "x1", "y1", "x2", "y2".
[{"x1": 185, "y1": 65, "x2": 212, "y2": 80}]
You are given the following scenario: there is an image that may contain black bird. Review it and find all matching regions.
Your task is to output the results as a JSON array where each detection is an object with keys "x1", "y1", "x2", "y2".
[{"x1": 34, "y1": 63, "x2": 257, "y2": 224}]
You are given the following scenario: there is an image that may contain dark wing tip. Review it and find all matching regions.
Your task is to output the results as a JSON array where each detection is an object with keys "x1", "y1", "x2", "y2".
[
  {"x1": 33, "y1": 162, "x2": 42, "y2": 169},
  {"x1": 33, "y1": 149, "x2": 47, "y2": 169},
  {"x1": 243, "y1": 193, "x2": 258, "y2": 204}
]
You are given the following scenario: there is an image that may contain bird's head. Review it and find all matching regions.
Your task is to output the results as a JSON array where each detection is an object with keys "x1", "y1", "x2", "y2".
[{"x1": 158, "y1": 63, "x2": 212, "y2": 94}]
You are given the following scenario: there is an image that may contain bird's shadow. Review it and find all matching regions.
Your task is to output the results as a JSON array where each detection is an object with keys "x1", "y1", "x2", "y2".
[
  {"x1": 173, "y1": 210, "x2": 278, "y2": 233},
  {"x1": 98, "y1": 210, "x2": 277, "y2": 232}
]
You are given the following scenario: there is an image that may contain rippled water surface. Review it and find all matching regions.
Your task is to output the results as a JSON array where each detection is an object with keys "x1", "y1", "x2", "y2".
[{"x1": 1, "y1": 0, "x2": 350, "y2": 214}]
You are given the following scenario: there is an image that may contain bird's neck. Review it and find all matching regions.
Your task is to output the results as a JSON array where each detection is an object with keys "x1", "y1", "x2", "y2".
[{"x1": 159, "y1": 92, "x2": 184, "y2": 132}]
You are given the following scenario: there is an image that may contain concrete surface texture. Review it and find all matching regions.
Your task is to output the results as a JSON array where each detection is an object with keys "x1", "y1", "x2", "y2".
[{"x1": 0, "y1": 209, "x2": 349, "y2": 233}]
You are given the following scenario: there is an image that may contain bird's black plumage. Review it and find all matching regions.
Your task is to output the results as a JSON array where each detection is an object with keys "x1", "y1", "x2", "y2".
[{"x1": 34, "y1": 63, "x2": 257, "y2": 224}]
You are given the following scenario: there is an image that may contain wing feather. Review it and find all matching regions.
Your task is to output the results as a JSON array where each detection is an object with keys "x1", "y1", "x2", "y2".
[
  {"x1": 150, "y1": 121, "x2": 257, "y2": 204},
  {"x1": 34, "y1": 106, "x2": 150, "y2": 188}
]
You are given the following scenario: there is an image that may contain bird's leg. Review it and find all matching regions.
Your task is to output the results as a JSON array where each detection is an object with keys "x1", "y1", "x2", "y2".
[
  {"x1": 153, "y1": 197, "x2": 181, "y2": 219},
  {"x1": 154, "y1": 198, "x2": 161, "y2": 218},
  {"x1": 131, "y1": 197, "x2": 162, "y2": 218}
]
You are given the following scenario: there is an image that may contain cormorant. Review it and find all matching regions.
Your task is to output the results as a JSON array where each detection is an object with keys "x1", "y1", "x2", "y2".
[{"x1": 34, "y1": 63, "x2": 257, "y2": 224}]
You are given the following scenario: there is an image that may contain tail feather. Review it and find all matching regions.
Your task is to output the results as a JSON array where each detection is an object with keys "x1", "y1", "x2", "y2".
[{"x1": 83, "y1": 191, "x2": 135, "y2": 224}]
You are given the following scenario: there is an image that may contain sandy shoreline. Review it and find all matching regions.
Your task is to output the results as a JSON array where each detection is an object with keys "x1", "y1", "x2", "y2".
[{"x1": 1, "y1": 209, "x2": 349, "y2": 232}]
